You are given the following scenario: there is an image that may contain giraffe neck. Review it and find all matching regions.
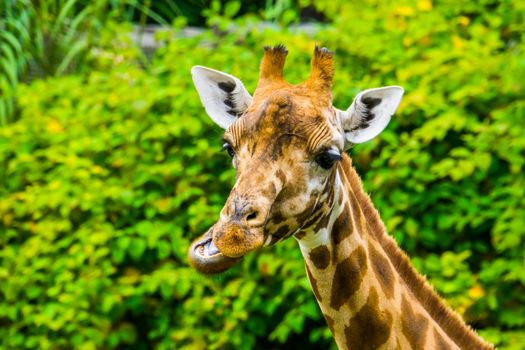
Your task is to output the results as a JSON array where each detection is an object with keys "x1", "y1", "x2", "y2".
[{"x1": 296, "y1": 155, "x2": 493, "y2": 350}]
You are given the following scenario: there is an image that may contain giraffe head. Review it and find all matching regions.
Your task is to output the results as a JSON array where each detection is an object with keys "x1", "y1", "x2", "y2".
[{"x1": 188, "y1": 45, "x2": 403, "y2": 274}]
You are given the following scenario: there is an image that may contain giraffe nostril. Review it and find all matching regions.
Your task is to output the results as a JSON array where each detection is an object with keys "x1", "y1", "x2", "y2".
[{"x1": 246, "y1": 211, "x2": 258, "y2": 222}]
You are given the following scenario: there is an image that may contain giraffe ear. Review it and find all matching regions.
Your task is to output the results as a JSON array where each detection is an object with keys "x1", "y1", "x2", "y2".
[
  {"x1": 191, "y1": 66, "x2": 253, "y2": 129},
  {"x1": 338, "y1": 86, "x2": 404, "y2": 147}
]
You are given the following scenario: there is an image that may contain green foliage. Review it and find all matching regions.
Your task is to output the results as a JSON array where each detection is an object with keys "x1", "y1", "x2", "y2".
[
  {"x1": 0, "y1": 0, "x2": 169, "y2": 125},
  {"x1": 1, "y1": 0, "x2": 524, "y2": 349}
]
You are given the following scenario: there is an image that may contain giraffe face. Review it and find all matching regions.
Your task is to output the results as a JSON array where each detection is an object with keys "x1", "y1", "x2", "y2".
[
  {"x1": 188, "y1": 46, "x2": 403, "y2": 274},
  {"x1": 189, "y1": 88, "x2": 344, "y2": 274}
]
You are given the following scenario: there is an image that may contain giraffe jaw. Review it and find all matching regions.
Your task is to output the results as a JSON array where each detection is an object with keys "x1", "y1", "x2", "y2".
[{"x1": 188, "y1": 228, "x2": 242, "y2": 274}]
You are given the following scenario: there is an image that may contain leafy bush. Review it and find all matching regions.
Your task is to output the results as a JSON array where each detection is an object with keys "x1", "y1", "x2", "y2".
[
  {"x1": 0, "y1": 0, "x2": 167, "y2": 125},
  {"x1": 1, "y1": 0, "x2": 524, "y2": 349}
]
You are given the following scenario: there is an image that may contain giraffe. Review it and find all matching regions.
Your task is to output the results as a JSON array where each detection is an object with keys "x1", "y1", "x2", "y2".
[{"x1": 187, "y1": 45, "x2": 494, "y2": 350}]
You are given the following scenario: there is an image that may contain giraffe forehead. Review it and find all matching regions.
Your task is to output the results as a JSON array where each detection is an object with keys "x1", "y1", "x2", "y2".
[{"x1": 227, "y1": 90, "x2": 342, "y2": 153}]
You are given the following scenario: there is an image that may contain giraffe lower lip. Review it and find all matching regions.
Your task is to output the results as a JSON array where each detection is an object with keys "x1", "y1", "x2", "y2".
[{"x1": 188, "y1": 230, "x2": 242, "y2": 274}]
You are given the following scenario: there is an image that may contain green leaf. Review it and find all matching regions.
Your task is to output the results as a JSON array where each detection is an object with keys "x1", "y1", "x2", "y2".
[
  {"x1": 224, "y1": 1, "x2": 241, "y2": 17},
  {"x1": 128, "y1": 238, "x2": 146, "y2": 260}
]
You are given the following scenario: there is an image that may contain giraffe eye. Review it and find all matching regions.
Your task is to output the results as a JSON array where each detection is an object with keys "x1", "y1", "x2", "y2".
[
  {"x1": 315, "y1": 149, "x2": 342, "y2": 169},
  {"x1": 221, "y1": 142, "x2": 235, "y2": 158}
]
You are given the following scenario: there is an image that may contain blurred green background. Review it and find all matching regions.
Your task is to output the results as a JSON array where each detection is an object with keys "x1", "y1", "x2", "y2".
[{"x1": 1, "y1": 0, "x2": 524, "y2": 349}]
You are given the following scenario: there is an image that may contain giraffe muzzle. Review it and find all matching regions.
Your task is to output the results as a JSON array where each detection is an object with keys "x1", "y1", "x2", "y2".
[
  {"x1": 188, "y1": 221, "x2": 265, "y2": 274},
  {"x1": 213, "y1": 221, "x2": 265, "y2": 258}
]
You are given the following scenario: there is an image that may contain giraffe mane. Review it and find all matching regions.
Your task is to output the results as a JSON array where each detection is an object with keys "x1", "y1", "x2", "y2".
[{"x1": 339, "y1": 154, "x2": 494, "y2": 350}]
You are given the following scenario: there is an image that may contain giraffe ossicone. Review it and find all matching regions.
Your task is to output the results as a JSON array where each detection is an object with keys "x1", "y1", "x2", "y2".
[{"x1": 188, "y1": 45, "x2": 494, "y2": 350}]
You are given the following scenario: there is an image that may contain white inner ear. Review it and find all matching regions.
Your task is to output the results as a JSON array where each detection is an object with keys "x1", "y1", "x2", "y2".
[
  {"x1": 339, "y1": 86, "x2": 404, "y2": 145},
  {"x1": 191, "y1": 66, "x2": 253, "y2": 129}
]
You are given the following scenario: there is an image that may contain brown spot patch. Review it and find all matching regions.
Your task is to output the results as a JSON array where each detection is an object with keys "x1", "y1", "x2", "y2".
[
  {"x1": 401, "y1": 294, "x2": 430, "y2": 350},
  {"x1": 271, "y1": 134, "x2": 292, "y2": 160},
  {"x1": 368, "y1": 243, "x2": 395, "y2": 299},
  {"x1": 322, "y1": 176, "x2": 336, "y2": 206},
  {"x1": 309, "y1": 245, "x2": 330, "y2": 270},
  {"x1": 302, "y1": 207, "x2": 324, "y2": 228},
  {"x1": 250, "y1": 141, "x2": 258, "y2": 156},
  {"x1": 314, "y1": 212, "x2": 331, "y2": 232},
  {"x1": 344, "y1": 288, "x2": 392, "y2": 350},
  {"x1": 272, "y1": 224, "x2": 290, "y2": 240},
  {"x1": 331, "y1": 203, "x2": 352, "y2": 246},
  {"x1": 262, "y1": 182, "x2": 277, "y2": 198},
  {"x1": 326, "y1": 187, "x2": 335, "y2": 208},
  {"x1": 329, "y1": 246, "x2": 367, "y2": 310},
  {"x1": 305, "y1": 263, "x2": 322, "y2": 302},
  {"x1": 269, "y1": 235, "x2": 281, "y2": 246},
  {"x1": 276, "y1": 169, "x2": 287, "y2": 184},
  {"x1": 270, "y1": 211, "x2": 287, "y2": 225},
  {"x1": 295, "y1": 230, "x2": 307, "y2": 239}
]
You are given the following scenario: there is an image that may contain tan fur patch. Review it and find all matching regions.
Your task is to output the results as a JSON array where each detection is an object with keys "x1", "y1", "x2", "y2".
[
  {"x1": 305, "y1": 263, "x2": 322, "y2": 302},
  {"x1": 368, "y1": 242, "x2": 396, "y2": 299},
  {"x1": 433, "y1": 327, "x2": 455, "y2": 350},
  {"x1": 401, "y1": 294, "x2": 429, "y2": 349}
]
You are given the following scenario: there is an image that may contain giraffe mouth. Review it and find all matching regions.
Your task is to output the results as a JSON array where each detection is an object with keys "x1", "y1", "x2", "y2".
[
  {"x1": 188, "y1": 227, "x2": 242, "y2": 274},
  {"x1": 196, "y1": 238, "x2": 221, "y2": 257}
]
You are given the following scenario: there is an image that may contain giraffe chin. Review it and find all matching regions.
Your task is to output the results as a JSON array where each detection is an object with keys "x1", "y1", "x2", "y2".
[{"x1": 188, "y1": 228, "x2": 242, "y2": 275}]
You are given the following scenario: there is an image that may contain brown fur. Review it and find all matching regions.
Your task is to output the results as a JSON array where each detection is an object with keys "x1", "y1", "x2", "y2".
[
  {"x1": 329, "y1": 246, "x2": 368, "y2": 310},
  {"x1": 368, "y1": 241, "x2": 396, "y2": 299},
  {"x1": 309, "y1": 245, "x2": 331, "y2": 270},
  {"x1": 344, "y1": 288, "x2": 393, "y2": 350}
]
